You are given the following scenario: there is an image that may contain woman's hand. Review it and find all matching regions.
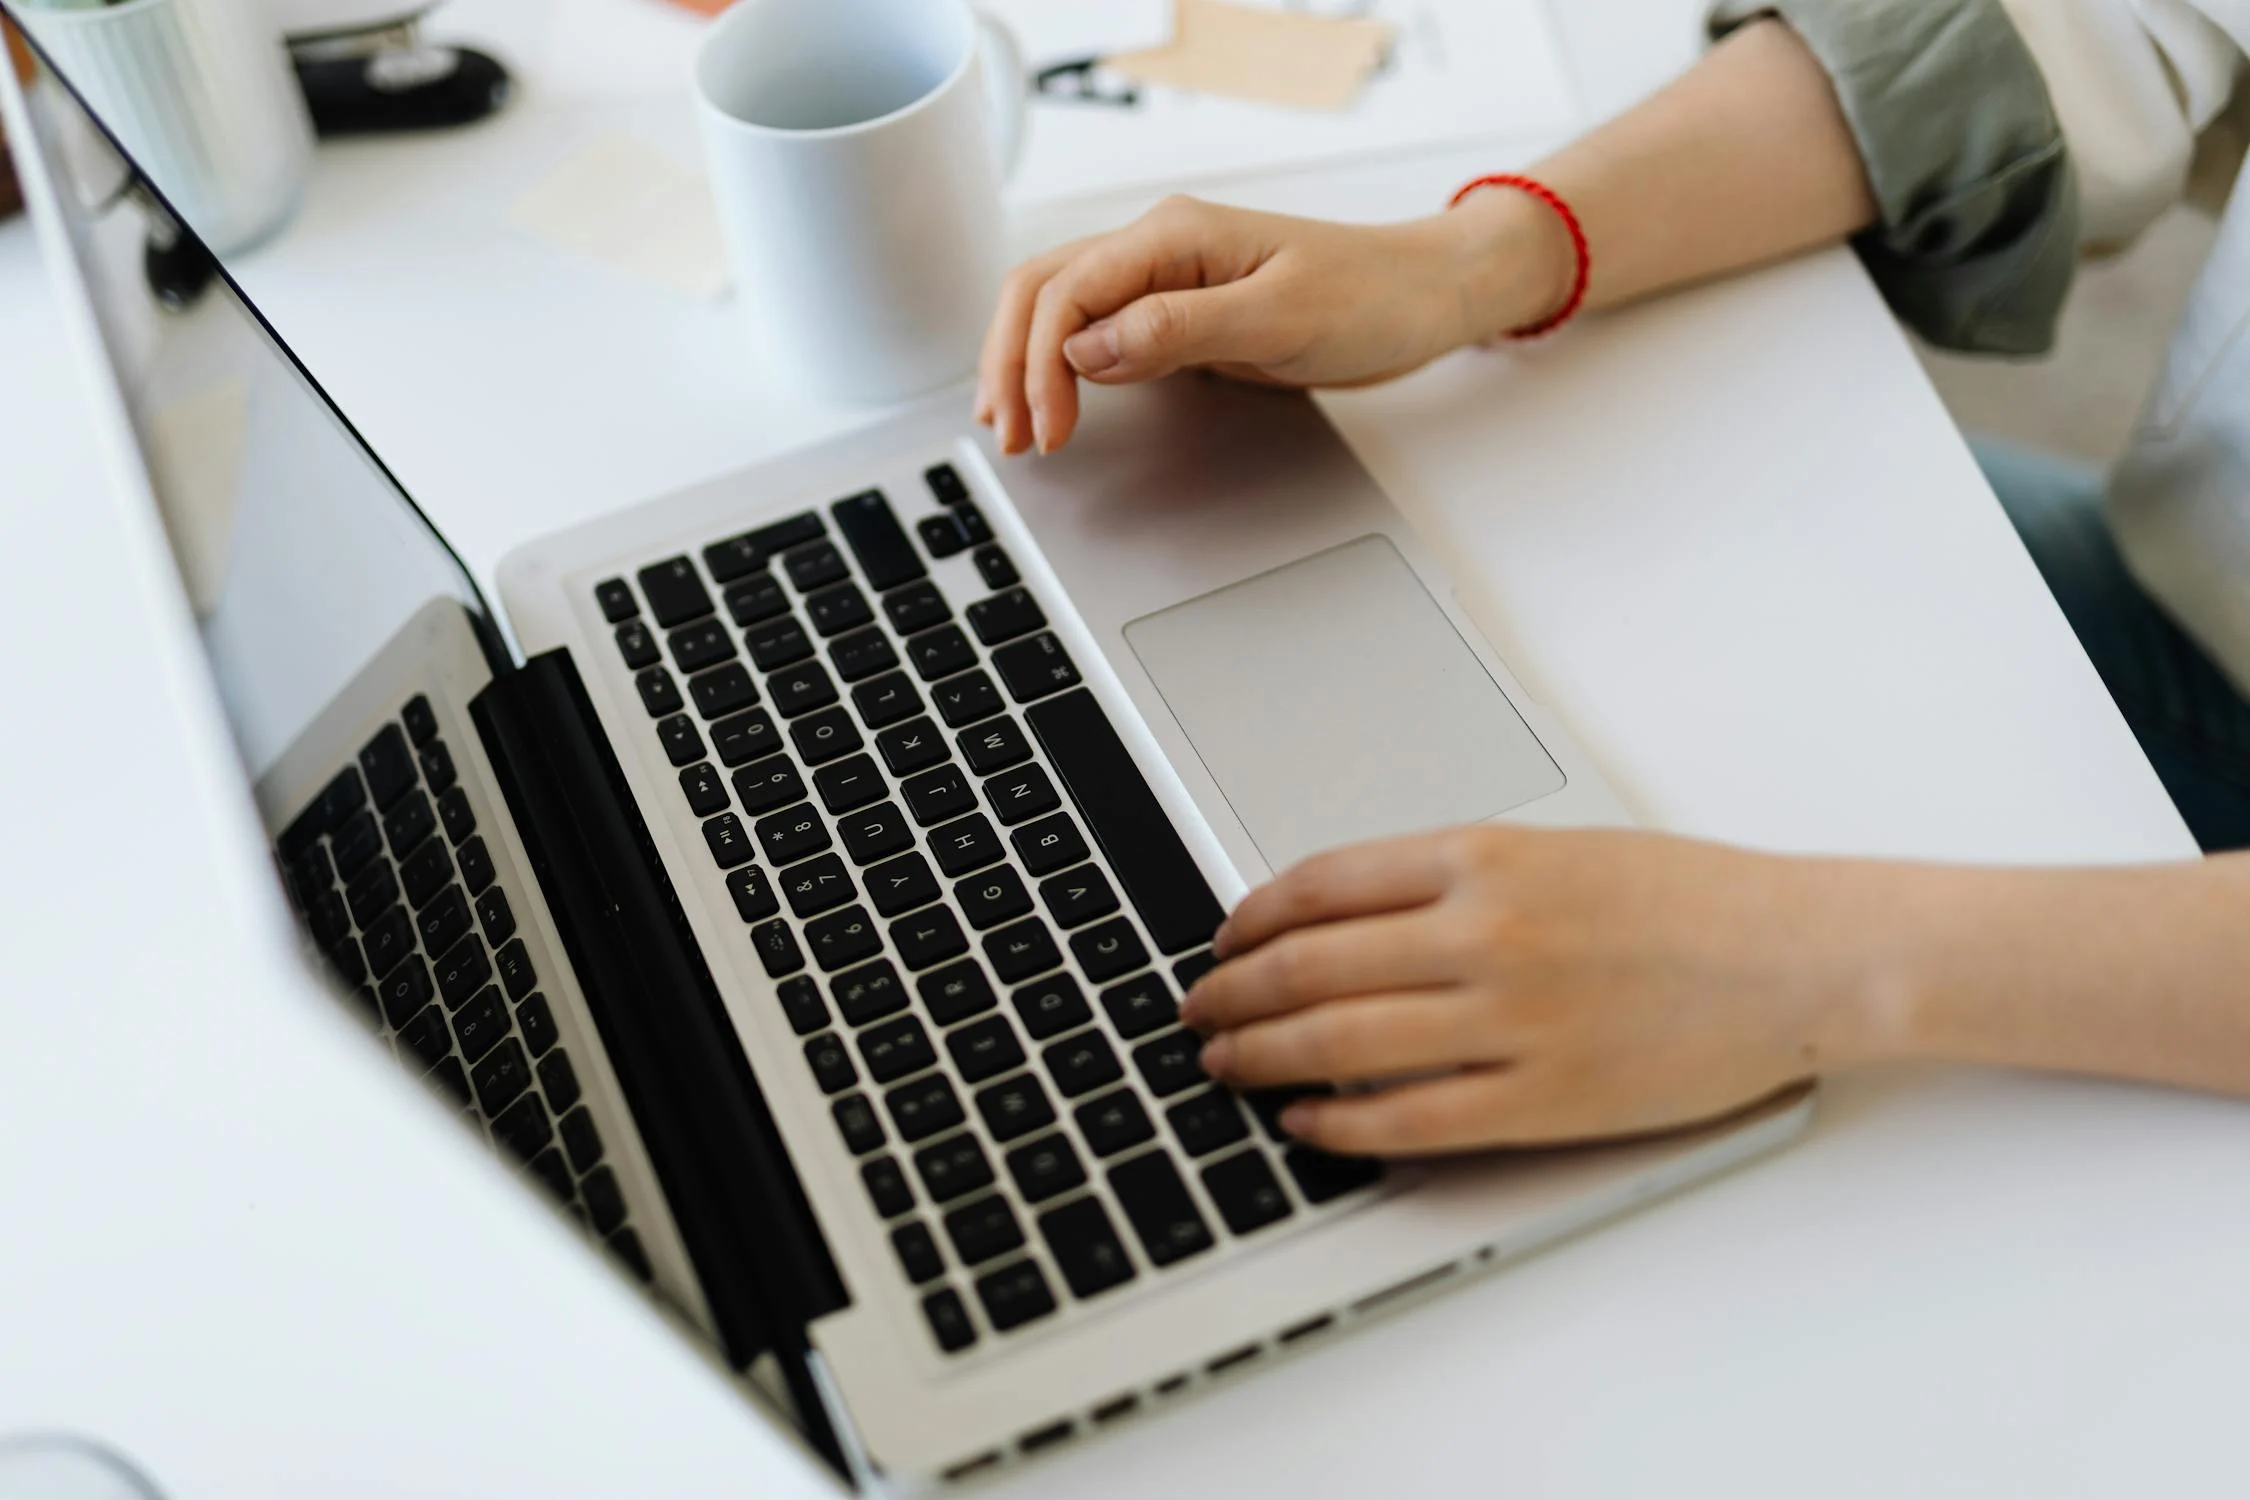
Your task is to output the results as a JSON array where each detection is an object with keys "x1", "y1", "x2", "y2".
[
  {"x1": 975, "y1": 191, "x2": 1573, "y2": 456},
  {"x1": 1180, "y1": 826, "x2": 1924, "y2": 1155}
]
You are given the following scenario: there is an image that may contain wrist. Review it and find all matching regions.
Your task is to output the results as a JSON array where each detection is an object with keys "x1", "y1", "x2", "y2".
[{"x1": 1425, "y1": 184, "x2": 1578, "y2": 344}]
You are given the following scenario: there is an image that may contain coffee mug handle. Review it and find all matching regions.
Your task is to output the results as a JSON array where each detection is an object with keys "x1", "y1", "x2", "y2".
[{"x1": 973, "y1": 9, "x2": 1028, "y2": 183}]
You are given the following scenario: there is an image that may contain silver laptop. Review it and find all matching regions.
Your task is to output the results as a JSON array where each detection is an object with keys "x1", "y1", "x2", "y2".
[{"x1": 6, "y1": 24, "x2": 1812, "y2": 1485}]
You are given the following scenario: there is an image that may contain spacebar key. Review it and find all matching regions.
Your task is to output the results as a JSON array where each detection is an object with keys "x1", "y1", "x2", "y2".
[{"x1": 1025, "y1": 688, "x2": 1223, "y2": 955}]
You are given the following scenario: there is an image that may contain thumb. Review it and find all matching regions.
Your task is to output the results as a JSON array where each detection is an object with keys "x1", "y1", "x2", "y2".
[{"x1": 1063, "y1": 282, "x2": 1289, "y2": 384}]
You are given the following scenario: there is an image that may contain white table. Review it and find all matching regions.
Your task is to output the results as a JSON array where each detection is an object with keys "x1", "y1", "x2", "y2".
[{"x1": 4, "y1": 2, "x2": 2239, "y2": 1497}]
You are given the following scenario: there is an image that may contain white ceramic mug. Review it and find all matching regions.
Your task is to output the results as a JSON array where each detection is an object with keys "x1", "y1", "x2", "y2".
[{"x1": 694, "y1": 0, "x2": 1027, "y2": 405}]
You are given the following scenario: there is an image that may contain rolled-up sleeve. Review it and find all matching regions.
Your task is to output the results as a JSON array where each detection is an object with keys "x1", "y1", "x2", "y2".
[{"x1": 1710, "y1": 0, "x2": 2079, "y2": 354}]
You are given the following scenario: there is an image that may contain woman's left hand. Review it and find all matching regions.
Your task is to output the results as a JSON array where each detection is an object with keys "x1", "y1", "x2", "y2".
[{"x1": 1181, "y1": 825, "x2": 1918, "y2": 1155}]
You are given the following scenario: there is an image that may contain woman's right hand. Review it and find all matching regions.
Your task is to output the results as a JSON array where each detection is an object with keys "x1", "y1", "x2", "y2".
[{"x1": 975, "y1": 191, "x2": 1574, "y2": 456}]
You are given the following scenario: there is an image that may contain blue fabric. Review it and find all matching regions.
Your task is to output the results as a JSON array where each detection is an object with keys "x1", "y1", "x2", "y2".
[{"x1": 1973, "y1": 436, "x2": 2250, "y2": 852}]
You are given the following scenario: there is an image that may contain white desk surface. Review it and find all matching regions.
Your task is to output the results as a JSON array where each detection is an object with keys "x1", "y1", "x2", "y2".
[{"x1": 5, "y1": 2, "x2": 2243, "y2": 1496}]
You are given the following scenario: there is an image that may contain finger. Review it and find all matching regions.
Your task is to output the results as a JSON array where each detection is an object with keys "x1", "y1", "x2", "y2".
[
  {"x1": 1060, "y1": 279, "x2": 1301, "y2": 392},
  {"x1": 977, "y1": 239, "x2": 1086, "y2": 456},
  {"x1": 1277, "y1": 1067, "x2": 1539, "y2": 1157},
  {"x1": 1214, "y1": 832, "x2": 1459, "y2": 961},
  {"x1": 1181, "y1": 910, "x2": 1459, "y2": 1032},
  {"x1": 1199, "y1": 992, "x2": 1506, "y2": 1088}
]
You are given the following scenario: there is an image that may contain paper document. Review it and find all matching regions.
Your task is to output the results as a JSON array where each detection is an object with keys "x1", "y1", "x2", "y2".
[{"x1": 1112, "y1": 1, "x2": 1393, "y2": 112}]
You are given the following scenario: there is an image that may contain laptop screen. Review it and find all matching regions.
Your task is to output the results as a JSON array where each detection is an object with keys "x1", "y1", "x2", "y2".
[{"x1": 3, "y1": 15, "x2": 504, "y2": 782}]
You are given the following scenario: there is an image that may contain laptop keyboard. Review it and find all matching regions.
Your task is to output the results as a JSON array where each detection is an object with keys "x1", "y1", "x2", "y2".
[
  {"x1": 274, "y1": 697, "x2": 654, "y2": 1284},
  {"x1": 596, "y1": 464, "x2": 1384, "y2": 1357}
]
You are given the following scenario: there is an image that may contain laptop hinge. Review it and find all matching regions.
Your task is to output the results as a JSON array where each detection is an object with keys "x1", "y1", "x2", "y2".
[{"x1": 471, "y1": 648, "x2": 853, "y2": 1478}]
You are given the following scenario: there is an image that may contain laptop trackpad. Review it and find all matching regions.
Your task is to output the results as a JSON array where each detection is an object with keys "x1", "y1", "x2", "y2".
[{"x1": 1123, "y1": 536, "x2": 1564, "y2": 874}]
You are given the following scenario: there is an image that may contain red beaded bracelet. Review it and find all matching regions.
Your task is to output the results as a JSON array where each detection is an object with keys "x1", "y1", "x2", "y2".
[{"x1": 1449, "y1": 173, "x2": 1590, "y2": 339}]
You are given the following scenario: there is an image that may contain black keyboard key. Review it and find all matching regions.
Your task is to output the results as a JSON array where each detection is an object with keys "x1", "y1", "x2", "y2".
[
  {"x1": 399, "y1": 836, "x2": 454, "y2": 909},
  {"x1": 679, "y1": 761, "x2": 731, "y2": 817},
  {"x1": 893, "y1": 1221, "x2": 946, "y2": 1285},
  {"x1": 993, "y1": 632, "x2": 1081, "y2": 703},
  {"x1": 955, "y1": 505, "x2": 993, "y2": 545},
  {"x1": 975, "y1": 1259, "x2": 1057, "y2": 1333},
  {"x1": 770, "y1": 662, "x2": 840, "y2": 719},
  {"x1": 495, "y1": 937, "x2": 536, "y2": 999},
  {"x1": 689, "y1": 662, "x2": 759, "y2": 720},
  {"x1": 1173, "y1": 949, "x2": 1217, "y2": 991},
  {"x1": 958, "y1": 717, "x2": 1032, "y2": 775},
  {"x1": 914, "y1": 1132, "x2": 994, "y2": 1204},
  {"x1": 637, "y1": 557, "x2": 712, "y2": 627},
  {"x1": 751, "y1": 511, "x2": 826, "y2": 553},
  {"x1": 746, "y1": 616, "x2": 815, "y2": 672},
  {"x1": 776, "y1": 974, "x2": 830, "y2": 1034},
  {"x1": 890, "y1": 904, "x2": 968, "y2": 970},
  {"x1": 976, "y1": 1073, "x2": 1056, "y2": 1142},
  {"x1": 434, "y1": 934, "x2": 492, "y2": 1009},
  {"x1": 925, "y1": 464, "x2": 971, "y2": 507},
  {"x1": 594, "y1": 578, "x2": 638, "y2": 623},
  {"x1": 728, "y1": 864, "x2": 779, "y2": 922},
  {"x1": 907, "y1": 624, "x2": 977, "y2": 681},
  {"x1": 832, "y1": 489, "x2": 927, "y2": 591},
  {"x1": 1075, "y1": 1088, "x2": 1154, "y2": 1157},
  {"x1": 808, "y1": 905, "x2": 884, "y2": 972},
  {"x1": 428, "y1": 1056, "x2": 472, "y2": 1106},
  {"x1": 813, "y1": 753, "x2": 886, "y2": 814},
  {"x1": 830, "y1": 627, "x2": 899, "y2": 684},
  {"x1": 805, "y1": 1032, "x2": 857, "y2": 1094},
  {"x1": 945, "y1": 1194, "x2": 1025, "y2": 1266},
  {"x1": 781, "y1": 852, "x2": 856, "y2": 917},
  {"x1": 732, "y1": 754, "x2": 806, "y2": 815},
  {"x1": 669, "y1": 618, "x2": 736, "y2": 674},
  {"x1": 902, "y1": 765, "x2": 976, "y2": 827},
  {"x1": 833, "y1": 1093, "x2": 886, "y2": 1155},
  {"x1": 1109, "y1": 1151, "x2": 1214, "y2": 1267},
  {"x1": 359, "y1": 724, "x2": 417, "y2": 811},
  {"x1": 517, "y1": 993, "x2": 558, "y2": 1057},
  {"x1": 416, "y1": 886, "x2": 473, "y2": 957},
  {"x1": 657, "y1": 714, "x2": 704, "y2": 767},
  {"x1": 1005, "y1": 1132, "x2": 1085, "y2": 1204},
  {"x1": 287, "y1": 845, "x2": 336, "y2": 910},
  {"x1": 863, "y1": 1155, "x2": 915, "y2": 1217},
  {"x1": 378, "y1": 955, "x2": 433, "y2": 1026},
  {"x1": 580, "y1": 1161, "x2": 625, "y2": 1229},
  {"x1": 308, "y1": 889, "x2": 351, "y2": 948},
  {"x1": 279, "y1": 765, "x2": 367, "y2": 862},
  {"x1": 973, "y1": 544, "x2": 1019, "y2": 590},
  {"x1": 615, "y1": 619, "x2": 660, "y2": 669},
  {"x1": 1011, "y1": 973, "x2": 1091, "y2": 1040},
  {"x1": 418, "y1": 740, "x2": 458, "y2": 796},
  {"x1": 885, "y1": 1072, "x2": 964, "y2": 1142},
  {"x1": 876, "y1": 716, "x2": 949, "y2": 778},
  {"x1": 538, "y1": 1048, "x2": 583, "y2": 1114},
  {"x1": 451, "y1": 985, "x2": 511, "y2": 1063},
  {"x1": 1134, "y1": 1030, "x2": 1205, "y2": 1097},
  {"x1": 711, "y1": 707, "x2": 783, "y2": 767},
  {"x1": 703, "y1": 532, "x2": 766, "y2": 584},
  {"x1": 956, "y1": 866, "x2": 1032, "y2": 931},
  {"x1": 921, "y1": 960, "x2": 998, "y2": 1026},
  {"x1": 1012, "y1": 812, "x2": 1089, "y2": 878},
  {"x1": 472, "y1": 1037, "x2": 533, "y2": 1115},
  {"x1": 456, "y1": 835, "x2": 495, "y2": 896},
  {"x1": 930, "y1": 813, "x2": 1004, "y2": 878},
  {"x1": 609, "y1": 1229, "x2": 653, "y2": 1284},
  {"x1": 1100, "y1": 973, "x2": 1176, "y2": 1039},
  {"x1": 783, "y1": 539, "x2": 849, "y2": 592},
  {"x1": 561, "y1": 1107, "x2": 606, "y2": 1173},
  {"x1": 931, "y1": 669, "x2": 1002, "y2": 729},
  {"x1": 983, "y1": 763, "x2": 1060, "y2": 827},
  {"x1": 984, "y1": 915, "x2": 1061, "y2": 985},
  {"x1": 1202, "y1": 1150, "x2": 1295, "y2": 1236},
  {"x1": 1073, "y1": 916, "x2": 1148, "y2": 984},
  {"x1": 704, "y1": 812, "x2": 756, "y2": 870},
  {"x1": 917, "y1": 512, "x2": 970, "y2": 558},
  {"x1": 636, "y1": 666, "x2": 684, "y2": 718},
  {"x1": 1040, "y1": 864, "x2": 1119, "y2": 929},
  {"x1": 923, "y1": 1289, "x2": 977, "y2": 1353},
  {"x1": 882, "y1": 579, "x2": 951, "y2": 635},
  {"x1": 1044, "y1": 1030, "x2": 1123, "y2": 1097},
  {"x1": 850, "y1": 671, "x2": 920, "y2": 731},
  {"x1": 325, "y1": 941, "x2": 366, "y2": 995},
  {"x1": 865, "y1": 851, "x2": 940, "y2": 916},
  {"x1": 345, "y1": 856, "x2": 399, "y2": 929},
  {"x1": 755, "y1": 803, "x2": 832, "y2": 865},
  {"x1": 840, "y1": 801, "x2": 916, "y2": 865},
  {"x1": 331, "y1": 809, "x2": 383, "y2": 881},
  {"x1": 383, "y1": 791, "x2": 436, "y2": 859},
  {"x1": 1040, "y1": 1196, "x2": 1136, "y2": 1300},
  {"x1": 790, "y1": 706, "x2": 863, "y2": 766},
  {"x1": 725, "y1": 572, "x2": 789, "y2": 626},
  {"x1": 949, "y1": 1014, "x2": 1024, "y2": 1083},
  {"x1": 495, "y1": 1091, "x2": 553, "y2": 1161},
  {"x1": 1285, "y1": 1146, "x2": 1385, "y2": 1204},
  {"x1": 832, "y1": 959, "x2": 906, "y2": 1026},
  {"x1": 805, "y1": 582, "x2": 873, "y2": 638},
  {"x1": 1029, "y1": 689, "x2": 1224, "y2": 956},
  {"x1": 967, "y1": 588, "x2": 1046, "y2": 646},
  {"x1": 361, "y1": 904, "x2": 415, "y2": 978},
  {"x1": 476, "y1": 886, "x2": 516, "y2": 945},
  {"x1": 1167, "y1": 1088, "x2": 1250, "y2": 1158},
  {"x1": 397, "y1": 1003, "x2": 453, "y2": 1070},
  {"x1": 753, "y1": 918, "x2": 806, "y2": 977}
]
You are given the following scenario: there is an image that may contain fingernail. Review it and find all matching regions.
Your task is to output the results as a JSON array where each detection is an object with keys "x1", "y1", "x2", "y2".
[
  {"x1": 1278, "y1": 1103, "x2": 1315, "y2": 1137},
  {"x1": 1199, "y1": 1035, "x2": 1233, "y2": 1078},
  {"x1": 1064, "y1": 321, "x2": 1121, "y2": 375},
  {"x1": 1031, "y1": 410, "x2": 1050, "y2": 455},
  {"x1": 1177, "y1": 989, "x2": 1203, "y2": 1026},
  {"x1": 1210, "y1": 919, "x2": 1235, "y2": 960},
  {"x1": 972, "y1": 378, "x2": 990, "y2": 424}
]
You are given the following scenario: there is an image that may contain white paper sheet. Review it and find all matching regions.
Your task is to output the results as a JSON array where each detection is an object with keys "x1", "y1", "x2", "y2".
[{"x1": 989, "y1": 0, "x2": 1578, "y2": 207}]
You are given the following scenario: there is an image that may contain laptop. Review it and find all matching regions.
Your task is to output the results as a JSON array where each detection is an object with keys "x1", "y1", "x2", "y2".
[{"x1": 4, "y1": 22, "x2": 1813, "y2": 1484}]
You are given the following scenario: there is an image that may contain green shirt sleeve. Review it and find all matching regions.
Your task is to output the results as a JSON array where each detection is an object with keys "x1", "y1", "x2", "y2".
[{"x1": 1709, "y1": 0, "x2": 2079, "y2": 354}]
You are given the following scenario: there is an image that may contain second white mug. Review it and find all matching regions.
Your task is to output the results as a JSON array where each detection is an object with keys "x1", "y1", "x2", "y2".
[{"x1": 695, "y1": 0, "x2": 1026, "y2": 406}]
